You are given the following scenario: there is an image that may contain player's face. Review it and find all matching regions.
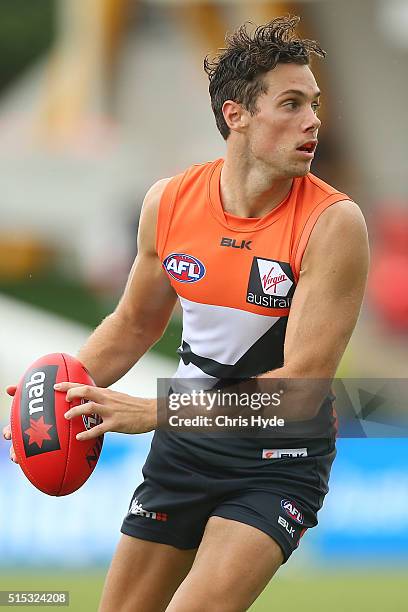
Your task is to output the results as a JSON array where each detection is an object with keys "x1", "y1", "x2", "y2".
[{"x1": 245, "y1": 63, "x2": 321, "y2": 177}]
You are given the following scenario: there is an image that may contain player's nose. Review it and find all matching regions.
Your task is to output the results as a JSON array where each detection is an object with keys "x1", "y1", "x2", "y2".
[
  {"x1": 302, "y1": 108, "x2": 321, "y2": 133},
  {"x1": 311, "y1": 113, "x2": 321, "y2": 131}
]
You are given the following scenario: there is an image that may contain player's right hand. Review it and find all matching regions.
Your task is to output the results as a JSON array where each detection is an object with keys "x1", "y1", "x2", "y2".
[{"x1": 3, "y1": 385, "x2": 18, "y2": 464}]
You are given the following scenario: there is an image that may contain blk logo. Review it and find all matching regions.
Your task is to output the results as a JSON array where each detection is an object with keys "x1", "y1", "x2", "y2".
[
  {"x1": 220, "y1": 237, "x2": 252, "y2": 250},
  {"x1": 262, "y1": 448, "x2": 308, "y2": 459},
  {"x1": 277, "y1": 515, "x2": 296, "y2": 538}
]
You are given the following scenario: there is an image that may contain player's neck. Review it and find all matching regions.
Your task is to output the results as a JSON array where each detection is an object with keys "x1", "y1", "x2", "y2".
[{"x1": 221, "y1": 152, "x2": 293, "y2": 219}]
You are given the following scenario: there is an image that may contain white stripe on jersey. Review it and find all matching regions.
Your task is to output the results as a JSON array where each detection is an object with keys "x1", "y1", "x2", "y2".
[{"x1": 173, "y1": 297, "x2": 280, "y2": 383}]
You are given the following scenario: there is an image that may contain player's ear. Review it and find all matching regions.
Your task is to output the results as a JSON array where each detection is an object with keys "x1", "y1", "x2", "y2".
[{"x1": 222, "y1": 100, "x2": 249, "y2": 134}]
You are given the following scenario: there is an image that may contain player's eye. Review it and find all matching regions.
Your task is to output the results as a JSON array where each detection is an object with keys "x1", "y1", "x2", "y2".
[
  {"x1": 283, "y1": 100, "x2": 298, "y2": 109},
  {"x1": 312, "y1": 102, "x2": 321, "y2": 114}
]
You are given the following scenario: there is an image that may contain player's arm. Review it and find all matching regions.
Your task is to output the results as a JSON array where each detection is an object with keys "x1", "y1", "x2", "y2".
[
  {"x1": 283, "y1": 200, "x2": 369, "y2": 377},
  {"x1": 257, "y1": 200, "x2": 369, "y2": 417},
  {"x1": 76, "y1": 178, "x2": 177, "y2": 388},
  {"x1": 3, "y1": 178, "x2": 177, "y2": 449}
]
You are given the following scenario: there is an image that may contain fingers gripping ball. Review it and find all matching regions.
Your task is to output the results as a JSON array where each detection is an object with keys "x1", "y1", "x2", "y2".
[{"x1": 10, "y1": 353, "x2": 103, "y2": 496}]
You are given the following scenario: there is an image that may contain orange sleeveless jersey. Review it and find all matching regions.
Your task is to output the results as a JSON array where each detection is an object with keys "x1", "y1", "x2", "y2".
[{"x1": 157, "y1": 158, "x2": 349, "y2": 383}]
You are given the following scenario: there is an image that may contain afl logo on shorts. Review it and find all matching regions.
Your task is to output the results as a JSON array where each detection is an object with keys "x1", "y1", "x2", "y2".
[
  {"x1": 163, "y1": 253, "x2": 206, "y2": 283},
  {"x1": 281, "y1": 499, "x2": 304, "y2": 525}
]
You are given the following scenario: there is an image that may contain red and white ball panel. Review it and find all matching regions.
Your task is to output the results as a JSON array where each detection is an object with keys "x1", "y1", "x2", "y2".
[{"x1": 11, "y1": 353, "x2": 103, "y2": 496}]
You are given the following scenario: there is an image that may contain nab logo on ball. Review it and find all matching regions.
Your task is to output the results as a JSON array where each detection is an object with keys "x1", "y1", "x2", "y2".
[
  {"x1": 247, "y1": 257, "x2": 295, "y2": 309},
  {"x1": 281, "y1": 499, "x2": 304, "y2": 525},
  {"x1": 11, "y1": 353, "x2": 103, "y2": 496},
  {"x1": 21, "y1": 366, "x2": 61, "y2": 457},
  {"x1": 163, "y1": 253, "x2": 206, "y2": 283}
]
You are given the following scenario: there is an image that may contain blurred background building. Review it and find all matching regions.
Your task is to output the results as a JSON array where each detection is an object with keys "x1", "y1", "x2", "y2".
[{"x1": 1, "y1": 1, "x2": 407, "y2": 610}]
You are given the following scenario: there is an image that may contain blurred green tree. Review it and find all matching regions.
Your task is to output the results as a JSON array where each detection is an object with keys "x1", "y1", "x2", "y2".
[{"x1": 0, "y1": 0, "x2": 55, "y2": 92}]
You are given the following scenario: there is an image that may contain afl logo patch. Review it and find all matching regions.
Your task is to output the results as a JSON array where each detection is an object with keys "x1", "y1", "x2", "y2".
[
  {"x1": 163, "y1": 253, "x2": 206, "y2": 283},
  {"x1": 281, "y1": 499, "x2": 304, "y2": 525}
]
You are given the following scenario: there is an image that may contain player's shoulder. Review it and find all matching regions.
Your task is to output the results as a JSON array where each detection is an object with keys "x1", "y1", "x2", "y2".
[
  {"x1": 305, "y1": 172, "x2": 346, "y2": 197},
  {"x1": 144, "y1": 177, "x2": 173, "y2": 208},
  {"x1": 142, "y1": 159, "x2": 220, "y2": 215},
  {"x1": 137, "y1": 178, "x2": 173, "y2": 252},
  {"x1": 315, "y1": 198, "x2": 367, "y2": 237},
  {"x1": 304, "y1": 199, "x2": 369, "y2": 273},
  {"x1": 139, "y1": 177, "x2": 172, "y2": 228},
  {"x1": 301, "y1": 197, "x2": 369, "y2": 282},
  {"x1": 305, "y1": 172, "x2": 366, "y2": 233}
]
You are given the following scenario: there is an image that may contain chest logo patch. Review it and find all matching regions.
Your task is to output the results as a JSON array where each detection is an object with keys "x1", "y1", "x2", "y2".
[
  {"x1": 247, "y1": 257, "x2": 295, "y2": 309},
  {"x1": 163, "y1": 253, "x2": 206, "y2": 283}
]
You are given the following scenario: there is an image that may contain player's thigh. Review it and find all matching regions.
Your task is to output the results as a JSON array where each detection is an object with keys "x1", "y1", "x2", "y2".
[
  {"x1": 166, "y1": 516, "x2": 283, "y2": 612},
  {"x1": 98, "y1": 534, "x2": 196, "y2": 612}
]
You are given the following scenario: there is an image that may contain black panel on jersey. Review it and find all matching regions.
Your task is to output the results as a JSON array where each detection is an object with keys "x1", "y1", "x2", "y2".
[{"x1": 177, "y1": 316, "x2": 288, "y2": 380}]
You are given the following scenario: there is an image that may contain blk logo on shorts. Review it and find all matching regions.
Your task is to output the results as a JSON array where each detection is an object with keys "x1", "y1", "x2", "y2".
[
  {"x1": 163, "y1": 253, "x2": 206, "y2": 283},
  {"x1": 262, "y1": 448, "x2": 308, "y2": 459},
  {"x1": 277, "y1": 515, "x2": 295, "y2": 538},
  {"x1": 247, "y1": 257, "x2": 295, "y2": 309}
]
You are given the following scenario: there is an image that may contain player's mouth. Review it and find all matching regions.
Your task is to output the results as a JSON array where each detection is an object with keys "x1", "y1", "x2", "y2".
[{"x1": 295, "y1": 140, "x2": 318, "y2": 159}]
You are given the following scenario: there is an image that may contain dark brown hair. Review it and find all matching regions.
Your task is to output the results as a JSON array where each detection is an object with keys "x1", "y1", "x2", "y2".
[{"x1": 204, "y1": 15, "x2": 325, "y2": 140}]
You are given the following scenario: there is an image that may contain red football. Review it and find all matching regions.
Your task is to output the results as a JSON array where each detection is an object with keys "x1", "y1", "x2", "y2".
[{"x1": 11, "y1": 353, "x2": 103, "y2": 496}]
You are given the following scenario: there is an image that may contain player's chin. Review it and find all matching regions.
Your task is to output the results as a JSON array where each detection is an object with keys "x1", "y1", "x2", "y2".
[{"x1": 290, "y1": 161, "x2": 312, "y2": 177}]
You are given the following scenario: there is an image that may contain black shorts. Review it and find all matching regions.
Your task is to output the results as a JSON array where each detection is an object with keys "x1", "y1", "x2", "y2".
[{"x1": 121, "y1": 430, "x2": 336, "y2": 563}]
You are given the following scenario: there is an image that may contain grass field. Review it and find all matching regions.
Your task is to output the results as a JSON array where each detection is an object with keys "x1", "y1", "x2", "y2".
[{"x1": 0, "y1": 571, "x2": 406, "y2": 611}]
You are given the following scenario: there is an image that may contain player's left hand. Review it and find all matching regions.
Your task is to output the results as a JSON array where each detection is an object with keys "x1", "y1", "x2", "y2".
[{"x1": 54, "y1": 382, "x2": 157, "y2": 441}]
